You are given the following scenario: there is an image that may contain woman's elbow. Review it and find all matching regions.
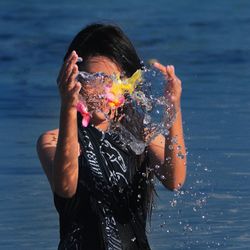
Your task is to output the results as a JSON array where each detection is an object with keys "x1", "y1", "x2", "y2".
[
  {"x1": 53, "y1": 172, "x2": 78, "y2": 198},
  {"x1": 163, "y1": 175, "x2": 186, "y2": 191},
  {"x1": 164, "y1": 174, "x2": 186, "y2": 191},
  {"x1": 53, "y1": 183, "x2": 77, "y2": 198}
]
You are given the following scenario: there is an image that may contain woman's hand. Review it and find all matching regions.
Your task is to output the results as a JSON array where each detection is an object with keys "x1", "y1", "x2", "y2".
[
  {"x1": 57, "y1": 51, "x2": 82, "y2": 109},
  {"x1": 148, "y1": 61, "x2": 186, "y2": 190},
  {"x1": 44, "y1": 50, "x2": 82, "y2": 198},
  {"x1": 152, "y1": 62, "x2": 182, "y2": 111}
]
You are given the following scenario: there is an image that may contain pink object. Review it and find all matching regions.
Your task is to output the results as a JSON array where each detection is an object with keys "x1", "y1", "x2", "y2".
[
  {"x1": 105, "y1": 88, "x2": 125, "y2": 108},
  {"x1": 76, "y1": 102, "x2": 91, "y2": 127}
]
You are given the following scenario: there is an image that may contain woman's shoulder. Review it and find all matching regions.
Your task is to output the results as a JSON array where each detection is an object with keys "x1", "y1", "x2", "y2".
[
  {"x1": 36, "y1": 129, "x2": 59, "y2": 166},
  {"x1": 36, "y1": 128, "x2": 81, "y2": 157},
  {"x1": 39, "y1": 128, "x2": 59, "y2": 138},
  {"x1": 37, "y1": 128, "x2": 59, "y2": 149}
]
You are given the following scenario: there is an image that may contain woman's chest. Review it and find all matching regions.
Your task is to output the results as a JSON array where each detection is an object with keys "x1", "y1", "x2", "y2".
[{"x1": 80, "y1": 137, "x2": 137, "y2": 188}]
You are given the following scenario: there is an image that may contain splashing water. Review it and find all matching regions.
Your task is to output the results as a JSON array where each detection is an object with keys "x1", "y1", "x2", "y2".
[
  {"x1": 76, "y1": 59, "x2": 176, "y2": 154},
  {"x1": 149, "y1": 155, "x2": 225, "y2": 249}
]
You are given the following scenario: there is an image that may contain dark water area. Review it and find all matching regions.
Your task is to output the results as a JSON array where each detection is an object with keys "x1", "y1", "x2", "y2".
[{"x1": 0, "y1": 0, "x2": 250, "y2": 249}]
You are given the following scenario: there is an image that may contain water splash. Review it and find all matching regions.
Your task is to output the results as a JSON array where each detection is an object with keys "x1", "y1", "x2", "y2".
[
  {"x1": 76, "y1": 63, "x2": 176, "y2": 154},
  {"x1": 150, "y1": 154, "x2": 226, "y2": 249}
]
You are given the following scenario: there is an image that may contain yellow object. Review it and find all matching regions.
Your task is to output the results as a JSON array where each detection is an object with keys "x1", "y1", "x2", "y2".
[{"x1": 110, "y1": 69, "x2": 142, "y2": 96}]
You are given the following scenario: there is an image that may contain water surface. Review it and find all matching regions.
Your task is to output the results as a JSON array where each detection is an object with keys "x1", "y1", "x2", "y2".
[{"x1": 0, "y1": 0, "x2": 250, "y2": 249}]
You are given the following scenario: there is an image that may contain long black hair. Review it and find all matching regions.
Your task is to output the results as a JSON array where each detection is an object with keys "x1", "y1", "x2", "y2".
[{"x1": 64, "y1": 23, "x2": 156, "y2": 223}]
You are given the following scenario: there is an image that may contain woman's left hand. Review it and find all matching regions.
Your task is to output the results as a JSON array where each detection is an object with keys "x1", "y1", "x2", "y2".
[
  {"x1": 148, "y1": 61, "x2": 186, "y2": 190},
  {"x1": 152, "y1": 62, "x2": 182, "y2": 111}
]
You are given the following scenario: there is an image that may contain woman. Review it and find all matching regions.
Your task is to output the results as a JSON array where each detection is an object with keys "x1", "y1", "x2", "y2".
[{"x1": 37, "y1": 23, "x2": 186, "y2": 250}]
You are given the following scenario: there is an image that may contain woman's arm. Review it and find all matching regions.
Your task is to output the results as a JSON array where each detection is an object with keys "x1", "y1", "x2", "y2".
[
  {"x1": 37, "y1": 51, "x2": 82, "y2": 198},
  {"x1": 53, "y1": 105, "x2": 79, "y2": 198},
  {"x1": 36, "y1": 129, "x2": 58, "y2": 191},
  {"x1": 148, "y1": 63, "x2": 187, "y2": 190}
]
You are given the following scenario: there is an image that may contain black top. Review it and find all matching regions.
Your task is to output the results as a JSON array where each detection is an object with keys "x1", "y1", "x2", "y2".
[{"x1": 53, "y1": 113, "x2": 151, "y2": 250}]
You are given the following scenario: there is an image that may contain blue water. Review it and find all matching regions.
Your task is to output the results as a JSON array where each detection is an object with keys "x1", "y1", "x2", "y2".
[{"x1": 0, "y1": 0, "x2": 250, "y2": 249}]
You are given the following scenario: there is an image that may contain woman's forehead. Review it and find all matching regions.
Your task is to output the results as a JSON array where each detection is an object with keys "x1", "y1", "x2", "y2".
[{"x1": 84, "y1": 56, "x2": 121, "y2": 75}]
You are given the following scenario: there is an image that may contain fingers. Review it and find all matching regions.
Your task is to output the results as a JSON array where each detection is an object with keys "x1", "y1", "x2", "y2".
[
  {"x1": 152, "y1": 61, "x2": 176, "y2": 80},
  {"x1": 57, "y1": 51, "x2": 84, "y2": 109},
  {"x1": 62, "y1": 51, "x2": 79, "y2": 84},
  {"x1": 166, "y1": 65, "x2": 175, "y2": 79},
  {"x1": 71, "y1": 81, "x2": 82, "y2": 94},
  {"x1": 152, "y1": 61, "x2": 181, "y2": 85},
  {"x1": 152, "y1": 61, "x2": 167, "y2": 75},
  {"x1": 151, "y1": 60, "x2": 182, "y2": 107},
  {"x1": 69, "y1": 65, "x2": 82, "y2": 95},
  {"x1": 57, "y1": 51, "x2": 75, "y2": 85},
  {"x1": 57, "y1": 51, "x2": 78, "y2": 87},
  {"x1": 68, "y1": 64, "x2": 79, "y2": 86}
]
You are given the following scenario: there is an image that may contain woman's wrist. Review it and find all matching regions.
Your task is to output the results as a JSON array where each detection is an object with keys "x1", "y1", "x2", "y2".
[
  {"x1": 60, "y1": 101, "x2": 78, "y2": 114},
  {"x1": 58, "y1": 102, "x2": 78, "y2": 142},
  {"x1": 172, "y1": 99, "x2": 181, "y2": 113}
]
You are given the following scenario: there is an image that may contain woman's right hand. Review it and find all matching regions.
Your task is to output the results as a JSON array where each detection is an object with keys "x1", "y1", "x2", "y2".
[{"x1": 57, "y1": 50, "x2": 82, "y2": 110}]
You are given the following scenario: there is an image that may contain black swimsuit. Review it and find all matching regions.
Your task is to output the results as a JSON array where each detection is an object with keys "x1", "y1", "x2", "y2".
[{"x1": 54, "y1": 113, "x2": 151, "y2": 250}]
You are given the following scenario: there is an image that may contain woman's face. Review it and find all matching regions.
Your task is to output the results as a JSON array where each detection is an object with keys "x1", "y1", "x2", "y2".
[
  {"x1": 84, "y1": 56, "x2": 121, "y2": 76},
  {"x1": 81, "y1": 56, "x2": 122, "y2": 122}
]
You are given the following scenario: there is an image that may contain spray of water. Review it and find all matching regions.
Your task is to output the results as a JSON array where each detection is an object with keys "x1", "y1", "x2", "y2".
[
  {"x1": 75, "y1": 59, "x2": 219, "y2": 247},
  {"x1": 76, "y1": 61, "x2": 176, "y2": 154}
]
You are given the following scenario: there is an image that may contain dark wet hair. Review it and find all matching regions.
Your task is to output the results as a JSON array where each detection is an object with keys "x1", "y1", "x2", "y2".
[
  {"x1": 64, "y1": 23, "x2": 142, "y2": 77},
  {"x1": 64, "y1": 23, "x2": 156, "y2": 223}
]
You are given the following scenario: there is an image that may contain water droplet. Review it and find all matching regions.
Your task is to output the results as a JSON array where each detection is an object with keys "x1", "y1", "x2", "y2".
[
  {"x1": 183, "y1": 224, "x2": 193, "y2": 232},
  {"x1": 101, "y1": 131, "x2": 105, "y2": 141},
  {"x1": 143, "y1": 114, "x2": 151, "y2": 125},
  {"x1": 171, "y1": 136, "x2": 178, "y2": 144},
  {"x1": 170, "y1": 199, "x2": 177, "y2": 207},
  {"x1": 160, "y1": 175, "x2": 166, "y2": 180},
  {"x1": 77, "y1": 57, "x2": 83, "y2": 63},
  {"x1": 165, "y1": 156, "x2": 171, "y2": 161},
  {"x1": 168, "y1": 145, "x2": 174, "y2": 150},
  {"x1": 195, "y1": 179, "x2": 203, "y2": 184},
  {"x1": 154, "y1": 164, "x2": 160, "y2": 169},
  {"x1": 177, "y1": 152, "x2": 185, "y2": 159}
]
